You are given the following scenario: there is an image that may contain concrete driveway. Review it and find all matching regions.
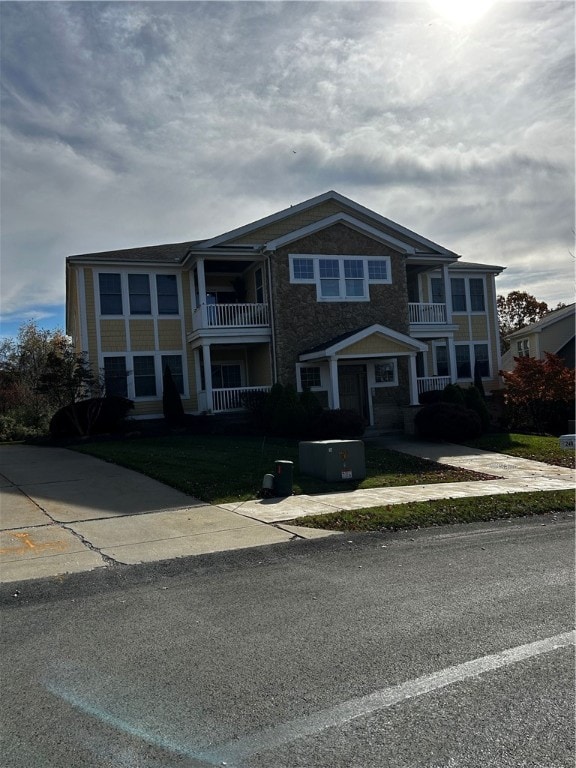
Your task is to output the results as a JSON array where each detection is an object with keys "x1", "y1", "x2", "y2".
[{"x1": 0, "y1": 445, "x2": 312, "y2": 584}]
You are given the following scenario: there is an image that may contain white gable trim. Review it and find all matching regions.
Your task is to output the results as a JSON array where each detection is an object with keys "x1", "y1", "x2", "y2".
[
  {"x1": 265, "y1": 213, "x2": 415, "y2": 253},
  {"x1": 299, "y1": 324, "x2": 428, "y2": 361},
  {"x1": 194, "y1": 190, "x2": 458, "y2": 255}
]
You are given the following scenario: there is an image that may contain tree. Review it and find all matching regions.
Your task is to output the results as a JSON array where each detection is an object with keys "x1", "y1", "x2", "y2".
[
  {"x1": 497, "y1": 291, "x2": 549, "y2": 351},
  {"x1": 0, "y1": 321, "x2": 99, "y2": 438},
  {"x1": 162, "y1": 364, "x2": 185, "y2": 426},
  {"x1": 500, "y1": 353, "x2": 575, "y2": 434}
]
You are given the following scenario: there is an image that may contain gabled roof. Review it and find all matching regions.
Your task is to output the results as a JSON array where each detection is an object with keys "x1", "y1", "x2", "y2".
[
  {"x1": 299, "y1": 324, "x2": 428, "y2": 361},
  {"x1": 507, "y1": 302, "x2": 575, "y2": 339},
  {"x1": 68, "y1": 241, "x2": 199, "y2": 264},
  {"x1": 449, "y1": 260, "x2": 505, "y2": 274},
  {"x1": 192, "y1": 190, "x2": 459, "y2": 257}
]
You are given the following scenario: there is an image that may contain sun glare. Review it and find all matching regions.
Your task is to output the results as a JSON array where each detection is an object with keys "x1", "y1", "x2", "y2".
[{"x1": 429, "y1": 0, "x2": 496, "y2": 26}]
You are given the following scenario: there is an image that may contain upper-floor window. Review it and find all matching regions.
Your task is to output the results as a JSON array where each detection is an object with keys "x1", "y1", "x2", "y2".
[
  {"x1": 450, "y1": 276, "x2": 486, "y2": 313},
  {"x1": 289, "y1": 254, "x2": 391, "y2": 302},
  {"x1": 156, "y1": 275, "x2": 179, "y2": 314},
  {"x1": 99, "y1": 273, "x2": 123, "y2": 315},
  {"x1": 128, "y1": 274, "x2": 151, "y2": 315},
  {"x1": 430, "y1": 277, "x2": 445, "y2": 304}
]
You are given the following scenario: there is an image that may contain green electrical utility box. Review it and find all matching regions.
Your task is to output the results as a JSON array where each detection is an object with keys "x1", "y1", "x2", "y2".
[{"x1": 299, "y1": 440, "x2": 366, "y2": 482}]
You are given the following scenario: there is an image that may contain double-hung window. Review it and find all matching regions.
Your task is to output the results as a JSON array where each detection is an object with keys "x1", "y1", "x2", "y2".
[
  {"x1": 474, "y1": 344, "x2": 490, "y2": 377},
  {"x1": 103, "y1": 357, "x2": 127, "y2": 397},
  {"x1": 128, "y1": 274, "x2": 151, "y2": 315},
  {"x1": 99, "y1": 274, "x2": 123, "y2": 315},
  {"x1": 211, "y1": 364, "x2": 242, "y2": 389},
  {"x1": 430, "y1": 277, "x2": 445, "y2": 304},
  {"x1": 161, "y1": 355, "x2": 184, "y2": 395},
  {"x1": 455, "y1": 345, "x2": 472, "y2": 378},
  {"x1": 450, "y1": 279, "x2": 467, "y2": 312},
  {"x1": 469, "y1": 279, "x2": 485, "y2": 311},
  {"x1": 134, "y1": 356, "x2": 157, "y2": 397},
  {"x1": 156, "y1": 275, "x2": 179, "y2": 314},
  {"x1": 289, "y1": 254, "x2": 390, "y2": 301}
]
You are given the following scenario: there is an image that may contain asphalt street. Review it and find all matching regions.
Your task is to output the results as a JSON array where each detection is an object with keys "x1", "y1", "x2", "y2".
[{"x1": 1, "y1": 513, "x2": 574, "y2": 768}]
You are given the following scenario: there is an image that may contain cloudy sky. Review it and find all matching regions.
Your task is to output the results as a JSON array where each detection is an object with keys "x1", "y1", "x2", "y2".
[{"x1": 1, "y1": 0, "x2": 574, "y2": 339}]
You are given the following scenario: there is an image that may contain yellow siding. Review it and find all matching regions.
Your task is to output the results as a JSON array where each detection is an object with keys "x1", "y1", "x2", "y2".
[
  {"x1": 133, "y1": 401, "x2": 163, "y2": 417},
  {"x1": 100, "y1": 320, "x2": 127, "y2": 352},
  {"x1": 453, "y1": 316, "x2": 470, "y2": 341},
  {"x1": 84, "y1": 269, "x2": 99, "y2": 364},
  {"x1": 339, "y1": 335, "x2": 413, "y2": 356},
  {"x1": 235, "y1": 201, "x2": 343, "y2": 244},
  {"x1": 470, "y1": 316, "x2": 488, "y2": 338},
  {"x1": 129, "y1": 320, "x2": 155, "y2": 350},
  {"x1": 158, "y1": 319, "x2": 183, "y2": 350}
]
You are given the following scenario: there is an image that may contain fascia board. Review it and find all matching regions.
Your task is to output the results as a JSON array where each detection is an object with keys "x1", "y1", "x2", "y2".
[
  {"x1": 265, "y1": 213, "x2": 415, "y2": 252},
  {"x1": 300, "y1": 324, "x2": 428, "y2": 360}
]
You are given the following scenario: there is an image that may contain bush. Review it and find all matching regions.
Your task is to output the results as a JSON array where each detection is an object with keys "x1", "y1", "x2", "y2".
[
  {"x1": 162, "y1": 365, "x2": 185, "y2": 426},
  {"x1": 309, "y1": 409, "x2": 366, "y2": 439},
  {"x1": 0, "y1": 415, "x2": 44, "y2": 442},
  {"x1": 415, "y1": 402, "x2": 482, "y2": 442},
  {"x1": 418, "y1": 389, "x2": 443, "y2": 405},
  {"x1": 50, "y1": 396, "x2": 134, "y2": 437},
  {"x1": 463, "y1": 385, "x2": 491, "y2": 432},
  {"x1": 441, "y1": 383, "x2": 466, "y2": 405}
]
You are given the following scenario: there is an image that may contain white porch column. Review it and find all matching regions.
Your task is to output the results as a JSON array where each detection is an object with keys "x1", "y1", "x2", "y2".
[
  {"x1": 197, "y1": 258, "x2": 208, "y2": 327},
  {"x1": 447, "y1": 338, "x2": 458, "y2": 384},
  {"x1": 442, "y1": 263, "x2": 453, "y2": 323},
  {"x1": 329, "y1": 357, "x2": 340, "y2": 409},
  {"x1": 409, "y1": 354, "x2": 419, "y2": 405},
  {"x1": 202, "y1": 343, "x2": 214, "y2": 412}
]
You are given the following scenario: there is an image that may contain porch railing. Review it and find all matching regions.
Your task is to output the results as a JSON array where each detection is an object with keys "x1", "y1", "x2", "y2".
[
  {"x1": 212, "y1": 386, "x2": 271, "y2": 413},
  {"x1": 417, "y1": 376, "x2": 451, "y2": 395},
  {"x1": 193, "y1": 302, "x2": 270, "y2": 329},
  {"x1": 409, "y1": 303, "x2": 447, "y2": 324}
]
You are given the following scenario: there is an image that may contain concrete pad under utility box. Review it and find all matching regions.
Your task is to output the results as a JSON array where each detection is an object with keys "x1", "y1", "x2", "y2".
[{"x1": 299, "y1": 440, "x2": 366, "y2": 482}]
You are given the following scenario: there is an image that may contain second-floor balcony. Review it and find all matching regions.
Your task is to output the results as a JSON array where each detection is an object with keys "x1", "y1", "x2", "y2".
[
  {"x1": 193, "y1": 302, "x2": 270, "y2": 331},
  {"x1": 409, "y1": 302, "x2": 447, "y2": 325}
]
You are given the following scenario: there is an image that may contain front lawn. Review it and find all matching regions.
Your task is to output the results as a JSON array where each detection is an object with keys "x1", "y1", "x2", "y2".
[
  {"x1": 462, "y1": 433, "x2": 575, "y2": 469},
  {"x1": 291, "y1": 490, "x2": 575, "y2": 532},
  {"x1": 73, "y1": 434, "x2": 494, "y2": 504}
]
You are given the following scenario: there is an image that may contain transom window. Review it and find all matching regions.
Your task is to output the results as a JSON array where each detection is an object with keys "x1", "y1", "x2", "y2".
[{"x1": 289, "y1": 254, "x2": 391, "y2": 301}]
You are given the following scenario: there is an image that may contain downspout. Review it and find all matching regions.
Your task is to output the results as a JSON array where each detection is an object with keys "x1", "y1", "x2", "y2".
[{"x1": 263, "y1": 248, "x2": 278, "y2": 383}]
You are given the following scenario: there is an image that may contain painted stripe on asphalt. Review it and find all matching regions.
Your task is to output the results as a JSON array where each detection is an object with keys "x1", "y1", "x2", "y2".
[{"x1": 45, "y1": 631, "x2": 575, "y2": 767}]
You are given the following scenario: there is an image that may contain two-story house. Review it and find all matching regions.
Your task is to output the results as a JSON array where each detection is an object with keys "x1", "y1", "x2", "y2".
[
  {"x1": 500, "y1": 302, "x2": 575, "y2": 372},
  {"x1": 66, "y1": 191, "x2": 505, "y2": 431}
]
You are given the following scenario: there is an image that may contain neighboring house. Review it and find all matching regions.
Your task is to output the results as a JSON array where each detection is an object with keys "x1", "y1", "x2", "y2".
[
  {"x1": 500, "y1": 302, "x2": 575, "y2": 372},
  {"x1": 66, "y1": 190, "x2": 505, "y2": 431}
]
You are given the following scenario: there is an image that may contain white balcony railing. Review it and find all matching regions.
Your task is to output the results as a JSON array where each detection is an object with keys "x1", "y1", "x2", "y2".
[
  {"x1": 193, "y1": 302, "x2": 270, "y2": 330},
  {"x1": 417, "y1": 376, "x2": 451, "y2": 394},
  {"x1": 409, "y1": 303, "x2": 447, "y2": 324},
  {"x1": 212, "y1": 386, "x2": 271, "y2": 413}
]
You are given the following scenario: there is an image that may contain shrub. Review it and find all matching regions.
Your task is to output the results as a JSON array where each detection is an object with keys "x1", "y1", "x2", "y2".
[
  {"x1": 463, "y1": 385, "x2": 491, "y2": 432},
  {"x1": 0, "y1": 415, "x2": 44, "y2": 442},
  {"x1": 441, "y1": 383, "x2": 466, "y2": 405},
  {"x1": 309, "y1": 409, "x2": 366, "y2": 439},
  {"x1": 162, "y1": 365, "x2": 185, "y2": 426},
  {"x1": 418, "y1": 389, "x2": 443, "y2": 405},
  {"x1": 415, "y1": 402, "x2": 482, "y2": 442},
  {"x1": 50, "y1": 396, "x2": 134, "y2": 437}
]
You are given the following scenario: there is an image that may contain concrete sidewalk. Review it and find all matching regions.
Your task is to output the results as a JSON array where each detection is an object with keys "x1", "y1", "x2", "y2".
[{"x1": 1, "y1": 440, "x2": 573, "y2": 584}]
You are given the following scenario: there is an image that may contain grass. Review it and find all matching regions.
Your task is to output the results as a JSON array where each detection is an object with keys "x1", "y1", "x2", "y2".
[
  {"x1": 290, "y1": 490, "x2": 575, "y2": 532},
  {"x1": 462, "y1": 432, "x2": 575, "y2": 469},
  {"x1": 72, "y1": 434, "x2": 494, "y2": 504}
]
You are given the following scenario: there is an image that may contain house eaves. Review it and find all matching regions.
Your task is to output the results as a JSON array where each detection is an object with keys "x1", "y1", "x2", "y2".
[
  {"x1": 192, "y1": 190, "x2": 460, "y2": 257},
  {"x1": 299, "y1": 324, "x2": 428, "y2": 361},
  {"x1": 507, "y1": 302, "x2": 575, "y2": 339},
  {"x1": 264, "y1": 213, "x2": 416, "y2": 253}
]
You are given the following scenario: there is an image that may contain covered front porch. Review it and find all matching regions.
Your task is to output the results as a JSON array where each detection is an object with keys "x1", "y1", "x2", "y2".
[{"x1": 298, "y1": 325, "x2": 430, "y2": 430}]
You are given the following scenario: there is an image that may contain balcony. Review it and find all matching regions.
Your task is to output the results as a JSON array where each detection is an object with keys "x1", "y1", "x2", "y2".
[
  {"x1": 409, "y1": 303, "x2": 447, "y2": 324},
  {"x1": 192, "y1": 302, "x2": 270, "y2": 331}
]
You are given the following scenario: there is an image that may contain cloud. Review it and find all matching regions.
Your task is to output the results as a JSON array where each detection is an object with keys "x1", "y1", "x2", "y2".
[{"x1": 1, "y1": 0, "x2": 574, "y2": 324}]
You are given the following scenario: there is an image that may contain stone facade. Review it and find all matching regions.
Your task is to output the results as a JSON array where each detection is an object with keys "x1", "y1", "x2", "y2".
[{"x1": 270, "y1": 223, "x2": 410, "y2": 386}]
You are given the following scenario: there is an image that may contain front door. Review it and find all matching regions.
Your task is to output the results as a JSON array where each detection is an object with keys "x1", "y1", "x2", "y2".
[{"x1": 338, "y1": 364, "x2": 369, "y2": 422}]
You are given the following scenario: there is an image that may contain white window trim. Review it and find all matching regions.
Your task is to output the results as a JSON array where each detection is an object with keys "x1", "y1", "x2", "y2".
[
  {"x1": 210, "y1": 361, "x2": 245, "y2": 389},
  {"x1": 370, "y1": 358, "x2": 398, "y2": 387},
  {"x1": 450, "y1": 275, "x2": 487, "y2": 315},
  {"x1": 454, "y1": 341, "x2": 491, "y2": 380},
  {"x1": 101, "y1": 351, "x2": 188, "y2": 401},
  {"x1": 289, "y1": 254, "x2": 392, "y2": 302},
  {"x1": 432, "y1": 341, "x2": 450, "y2": 378},
  {"x1": 95, "y1": 269, "x2": 183, "y2": 320},
  {"x1": 296, "y1": 362, "x2": 327, "y2": 392}
]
